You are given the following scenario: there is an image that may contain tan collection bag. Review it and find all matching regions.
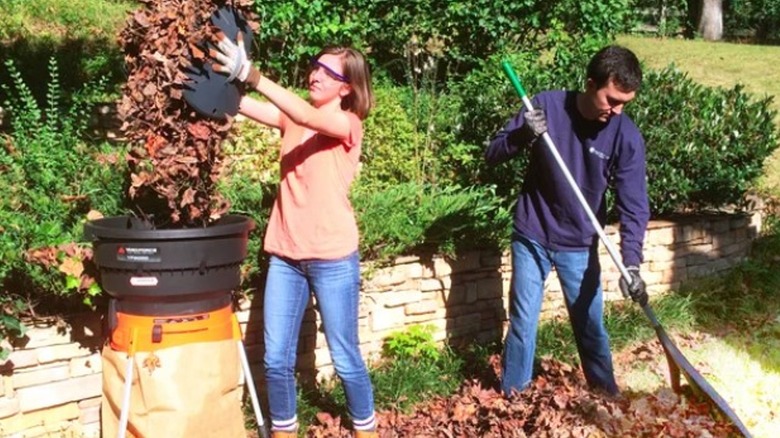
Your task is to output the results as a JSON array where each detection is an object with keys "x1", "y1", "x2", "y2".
[{"x1": 101, "y1": 305, "x2": 247, "y2": 438}]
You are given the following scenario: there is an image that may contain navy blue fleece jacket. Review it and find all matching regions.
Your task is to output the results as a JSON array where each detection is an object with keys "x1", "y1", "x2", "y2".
[{"x1": 485, "y1": 90, "x2": 650, "y2": 267}]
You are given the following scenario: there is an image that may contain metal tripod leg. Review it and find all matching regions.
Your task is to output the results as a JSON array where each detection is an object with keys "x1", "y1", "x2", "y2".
[
  {"x1": 117, "y1": 328, "x2": 139, "y2": 438},
  {"x1": 234, "y1": 316, "x2": 269, "y2": 438}
]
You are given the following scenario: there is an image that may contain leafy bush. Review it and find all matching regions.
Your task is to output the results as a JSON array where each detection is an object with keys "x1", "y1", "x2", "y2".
[
  {"x1": 0, "y1": 58, "x2": 122, "y2": 290},
  {"x1": 725, "y1": 0, "x2": 780, "y2": 43},
  {"x1": 361, "y1": 78, "x2": 472, "y2": 188},
  {"x1": 383, "y1": 324, "x2": 441, "y2": 362},
  {"x1": 629, "y1": 67, "x2": 779, "y2": 214},
  {"x1": 251, "y1": 0, "x2": 374, "y2": 86},
  {"x1": 353, "y1": 182, "x2": 511, "y2": 261},
  {"x1": 251, "y1": 0, "x2": 634, "y2": 85},
  {"x1": 0, "y1": 57, "x2": 125, "y2": 307},
  {"x1": 359, "y1": 85, "x2": 422, "y2": 187}
]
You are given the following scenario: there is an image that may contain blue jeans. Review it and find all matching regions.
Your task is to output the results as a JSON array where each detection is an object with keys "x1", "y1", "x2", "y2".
[
  {"x1": 263, "y1": 252, "x2": 375, "y2": 427},
  {"x1": 502, "y1": 234, "x2": 618, "y2": 395}
]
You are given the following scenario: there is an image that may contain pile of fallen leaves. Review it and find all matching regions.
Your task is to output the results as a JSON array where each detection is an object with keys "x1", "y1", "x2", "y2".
[
  {"x1": 308, "y1": 357, "x2": 740, "y2": 437},
  {"x1": 117, "y1": 0, "x2": 256, "y2": 227}
]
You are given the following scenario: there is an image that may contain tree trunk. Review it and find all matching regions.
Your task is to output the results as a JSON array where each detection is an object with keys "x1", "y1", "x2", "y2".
[{"x1": 698, "y1": 0, "x2": 723, "y2": 41}]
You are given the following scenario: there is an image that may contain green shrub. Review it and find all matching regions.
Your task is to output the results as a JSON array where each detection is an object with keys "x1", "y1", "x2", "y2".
[
  {"x1": 0, "y1": 57, "x2": 126, "y2": 308},
  {"x1": 353, "y1": 182, "x2": 511, "y2": 261},
  {"x1": 251, "y1": 0, "x2": 373, "y2": 86},
  {"x1": 360, "y1": 85, "x2": 421, "y2": 187},
  {"x1": 629, "y1": 67, "x2": 779, "y2": 214},
  {"x1": 383, "y1": 324, "x2": 441, "y2": 362},
  {"x1": 251, "y1": 0, "x2": 634, "y2": 84},
  {"x1": 361, "y1": 78, "x2": 473, "y2": 188},
  {"x1": 725, "y1": 0, "x2": 780, "y2": 43}
]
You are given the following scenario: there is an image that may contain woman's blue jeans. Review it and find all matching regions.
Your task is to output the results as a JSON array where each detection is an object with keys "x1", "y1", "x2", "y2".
[
  {"x1": 263, "y1": 251, "x2": 375, "y2": 426},
  {"x1": 501, "y1": 234, "x2": 618, "y2": 395}
]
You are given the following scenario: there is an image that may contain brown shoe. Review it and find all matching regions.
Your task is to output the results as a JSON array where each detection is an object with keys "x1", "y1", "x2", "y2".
[
  {"x1": 354, "y1": 431, "x2": 378, "y2": 438},
  {"x1": 271, "y1": 431, "x2": 298, "y2": 438}
]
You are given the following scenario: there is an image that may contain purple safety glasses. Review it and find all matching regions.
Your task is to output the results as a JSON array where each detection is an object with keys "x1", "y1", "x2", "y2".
[{"x1": 310, "y1": 58, "x2": 349, "y2": 83}]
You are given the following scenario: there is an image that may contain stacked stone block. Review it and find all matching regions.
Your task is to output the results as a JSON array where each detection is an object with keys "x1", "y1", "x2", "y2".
[
  {"x1": 0, "y1": 211, "x2": 762, "y2": 435},
  {"x1": 0, "y1": 314, "x2": 102, "y2": 437}
]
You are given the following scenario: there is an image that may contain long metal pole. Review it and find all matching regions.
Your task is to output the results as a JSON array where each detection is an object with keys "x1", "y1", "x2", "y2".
[
  {"x1": 233, "y1": 316, "x2": 269, "y2": 438},
  {"x1": 117, "y1": 328, "x2": 138, "y2": 438}
]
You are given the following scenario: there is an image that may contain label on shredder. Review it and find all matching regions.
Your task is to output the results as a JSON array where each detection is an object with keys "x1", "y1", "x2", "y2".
[
  {"x1": 130, "y1": 276, "x2": 159, "y2": 287},
  {"x1": 117, "y1": 246, "x2": 161, "y2": 262}
]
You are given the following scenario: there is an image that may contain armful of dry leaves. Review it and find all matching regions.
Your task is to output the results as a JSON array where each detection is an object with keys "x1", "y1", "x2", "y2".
[{"x1": 117, "y1": 0, "x2": 258, "y2": 228}]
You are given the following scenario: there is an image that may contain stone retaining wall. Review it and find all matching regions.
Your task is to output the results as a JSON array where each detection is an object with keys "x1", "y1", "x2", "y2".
[{"x1": 0, "y1": 212, "x2": 762, "y2": 437}]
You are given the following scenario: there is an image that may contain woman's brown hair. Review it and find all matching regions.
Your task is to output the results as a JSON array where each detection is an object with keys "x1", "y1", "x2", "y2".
[{"x1": 311, "y1": 46, "x2": 374, "y2": 120}]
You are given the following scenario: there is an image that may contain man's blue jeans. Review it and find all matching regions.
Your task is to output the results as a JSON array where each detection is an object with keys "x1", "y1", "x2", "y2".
[
  {"x1": 502, "y1": 234, "x2": 618, "y2": 395},
  {"x1": 263, "y1": 252, "x2": 375, "y2": 427}
]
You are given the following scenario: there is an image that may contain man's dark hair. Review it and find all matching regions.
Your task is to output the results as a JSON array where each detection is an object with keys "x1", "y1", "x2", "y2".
[{"x1": 586, "y1": 45, "x2": 642, "y2": 91}]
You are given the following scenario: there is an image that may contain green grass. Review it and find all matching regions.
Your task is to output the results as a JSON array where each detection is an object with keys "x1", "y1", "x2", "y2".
[
  {"x1": 617, "y1": 35, "x2": 780, "y2": 118},
  {"x1": 0, "y1": 0, "x2": 134, "y2": 43},
  {"x1": 536, "y1": 293, "x2": 697, "y2": 363},
  {"x1": 681, "y1": 337, "x2": 780, "y2": 437},
  {"x1": 0, "y1": 0, "x2": 135, "y2": 105},
  {"x1": 617, "y1": 35, "x2": 780, "y2": 195}
]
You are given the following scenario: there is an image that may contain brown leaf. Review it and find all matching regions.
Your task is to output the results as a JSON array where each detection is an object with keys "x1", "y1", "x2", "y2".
[
  {"x1": 180, "y1": 187, "x2": 196, "y2": 207},
  {"x1": 187, "y1": 122, "x2": 212, "y2": 140},
  {"x1": 133, "y1": 10, "x2": 151, "y2": 28},
  {"x1": 57, "y1": 242, "x2": 79, "y2": 257},
  {"x1": 451, "y1": 401, "x2": 476, "y2": 423},
  {"x1": 188, "y1": 42, "x2": 205, "y2": 60},
  {"x1": 552, "y1": 391, "x2": 569, "y2": 409},
  {"x1": 25, "y1": 247, "x2": 58, "y2": 266},
  {"x1": 142, "y1": 353, "x2": 161, "y2": 375},
  {"x1": 141, "y1": 82, "x2": 157, "y2": 97},
  {"x1": 145, "y1": 134, "x2": 167, "y2": 157},
  {"x1": 86, "y1": 210, "x2": 104, "y2": 221},
  {"x1": 58, "y1": 257, "x2": 84, "y2": 278}
]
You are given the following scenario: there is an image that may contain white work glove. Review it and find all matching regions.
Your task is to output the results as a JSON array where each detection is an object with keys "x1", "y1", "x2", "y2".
[{"x1": 212, "y1": 32, "x2": 252, "y2": 82}]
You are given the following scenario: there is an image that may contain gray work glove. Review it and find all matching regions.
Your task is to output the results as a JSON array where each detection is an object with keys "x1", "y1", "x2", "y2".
[
  {"x1": 523, "y1": 107, "x2": 547, "y2": 139},
  {"x1": 619, "y1": 265, "x2": 648, "y2": 307},
  {"x1": 507, "y1": 106, "x2": 548, "y2": 147}
]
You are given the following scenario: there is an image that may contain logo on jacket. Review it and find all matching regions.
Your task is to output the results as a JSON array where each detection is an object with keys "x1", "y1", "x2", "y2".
[{"x1": 588, "y1": 146, "x2": 609, "y2": 160}]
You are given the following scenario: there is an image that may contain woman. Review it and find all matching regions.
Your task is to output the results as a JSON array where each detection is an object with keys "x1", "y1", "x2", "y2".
[{"x1": 213, "y1": 34, "x2": 377, "y2": 438}]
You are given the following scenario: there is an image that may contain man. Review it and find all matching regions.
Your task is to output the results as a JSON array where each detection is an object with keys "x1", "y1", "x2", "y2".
[{"x1": 485, "y1": 45, "x2": 650, "y2": 396}]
